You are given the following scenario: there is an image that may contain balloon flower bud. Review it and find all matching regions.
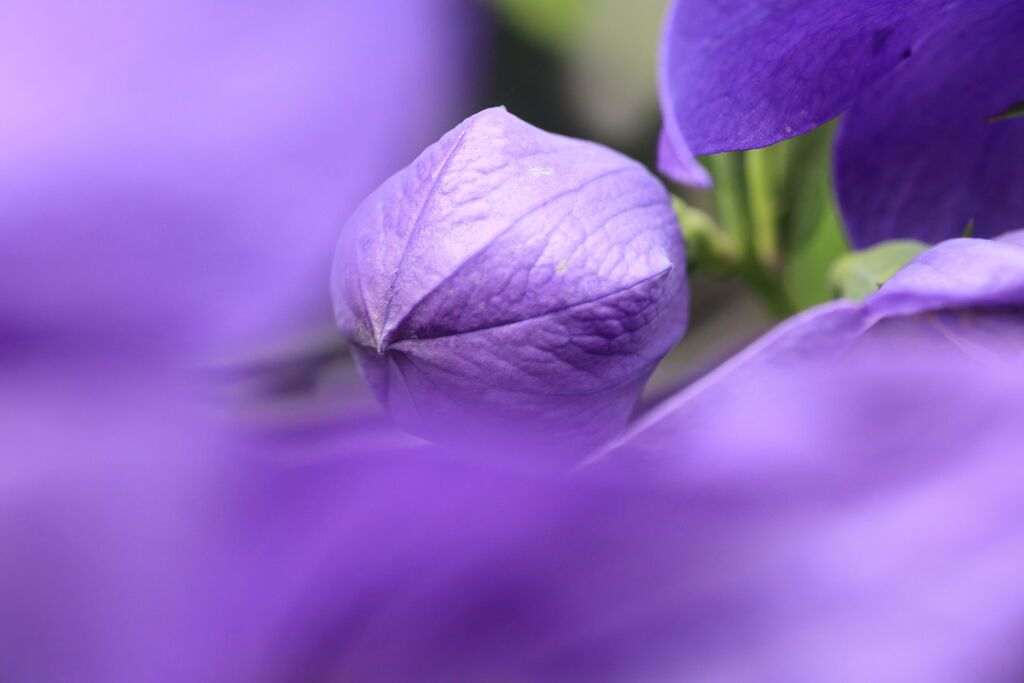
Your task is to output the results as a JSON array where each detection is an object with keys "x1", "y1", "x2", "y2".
[{"x1": 332, "y1": 107, "x2": 687, "y2": 454}]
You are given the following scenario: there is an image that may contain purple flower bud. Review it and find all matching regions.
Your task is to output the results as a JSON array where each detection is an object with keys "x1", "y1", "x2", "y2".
[{"x1": 332, "y1": 108, "x2": 688, "y2": 452}]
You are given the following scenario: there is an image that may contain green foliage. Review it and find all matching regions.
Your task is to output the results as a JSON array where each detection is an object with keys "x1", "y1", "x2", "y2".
[
  {"x1": 783, "y1": 199, "x2": 849, "y2": 310},
  {"x1": 672, "y1": 195, "x2": 738, "y2": 276},
  {"x1": 488, "y1": 0, "x2": 588, "y2": 53},
  {"x1": 830, "y1": 239, "x2": 929, "y2": 301},
  {"x1": 693, "y1": 121, "x2": 850, "y2": 316},
  {"x1": 987, "y1": 99, "x2": 1024, "y2": 122},
  {"x1": 776, "y1": 122, "x2": 839, "y2": 252},
  {"x1": 774, "y1": 122, "x2": 850, "y2": 309}
]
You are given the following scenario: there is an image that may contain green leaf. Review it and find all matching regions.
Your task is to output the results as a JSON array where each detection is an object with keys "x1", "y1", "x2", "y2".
[
  {"x1": 776, "y1": 121, "x2": 838, "y2": 253},
  {"x1": 830, "y1": 239, "x2": 929, "y2": 301},
  {"x1": 759, "y1": 120, "x2": 856, "y2": 311},
  {"x1": 987, "y1": 99, "x2": 1024, "y2": 123},
  {"x1": 782, "y1": 198, "x2": 849, "y2": 310}
]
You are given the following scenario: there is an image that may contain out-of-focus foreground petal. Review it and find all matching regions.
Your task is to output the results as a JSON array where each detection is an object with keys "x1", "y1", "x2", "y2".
[
  {"x1": 835, "y1": 1, "x2": 1024, "y2": 246},
  {"x1": 0, "y1": 2, "x2": 479, "y2": 677},
  {"x1": 869, "y1": 232, "x2": 1024, "y2": 316},
  {"x1": 614, "y1": 356, "x2": 1024, "y2": 682},
  {"x1": 221, "y1": 350, "x2": 1024, "y2": 683},
  {"x1": 333, "y1": 107, "x2": 688, "y2": 454},
  {"x1": 6, "y1": 337, "x2": 1024, "y2": 682},
  {"x1": 0, "y1": 0, "x2": 478, "y2": 360},
  {"x1": 0, "y1": 362, "x2": 233, "y2": 682},
  {"x1": 609, "y1": 230, "x2": 1024, "y2": 459},
  {"x1": 657, "y1": 0, "x2": 950, "y2": 180}
]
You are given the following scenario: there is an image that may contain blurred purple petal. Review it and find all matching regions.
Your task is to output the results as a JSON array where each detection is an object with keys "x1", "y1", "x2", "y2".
[
  {"x1": 595, "y1": 300, "x2": 868, "y2": 460},
  {"x1": 859, "y1": 309, "x2": 1024, "y2": 365},
  {"x1": 224, "y1": 352, "x2": 1024, "y2": 682},
  {"x1": 0, "y1": 362, "x2": 231, "y2": 682},
  {"x1": 7, "y1": 331, "x2": 1024, "y2": 683},
  {"x1": 998, "y1": 229, "x2": 1024, "y2": 249},
  {"x1": 0, "y1": 0, "x2": 478, "y2": 360},
  {"x1": 868, "y1": 235, "x2": 1024, "y2": 317},
  {"x1": 612, "y1": 231, "x2": 1024, "y2": 460}
]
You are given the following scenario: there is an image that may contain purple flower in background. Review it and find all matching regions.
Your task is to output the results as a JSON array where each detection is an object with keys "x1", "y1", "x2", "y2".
[
  {"x1": 0, "y1": 0, "x2": 478, "y2": 361},
  {"x1": 609, "y1": 230, "x2": 1024, "y2": 458},
  {"x1": 658, "y1": 0, "x2": 1024, "y2": 246},
  {"x1": 332, "y1": 107, "x2": 688, "y2": 453}
]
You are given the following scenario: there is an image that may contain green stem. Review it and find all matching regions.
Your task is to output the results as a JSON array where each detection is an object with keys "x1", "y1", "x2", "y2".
[
  {"x1": 706, "y1": 151, "x2": 793, "y2": 318},
  {"x1": 708, "y1": 152, "x2": 750, "y2": 245},
  {"x1": 744, "y1": 147, "x2": 779, "y2": 272}
]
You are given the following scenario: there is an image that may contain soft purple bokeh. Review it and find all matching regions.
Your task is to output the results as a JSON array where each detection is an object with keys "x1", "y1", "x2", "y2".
[
  {"x1": 0, "y1": 360, "x2": 231, "y2": 682},
  {"x1": 333, "y1": 107, "x2": 689, "y2": 454},
  {"x1": 0, "y1": 1, "x2": 477, "y2": 678},
  {"x1": 0, "y1": 0, "x2": 479, "y2": 362},
  {"x1": 7, "y1": 345, "x2": 1024, "y2": 682},
  {"x1": 594, "y1": 354, "x2": 1024, "y2": 682},
  {"x1": 225, "y1": 355, "x2": 1024, "y2": 682},
  {"x1": 658, "y1": 0, "x2": 1024, "y2": 245}
]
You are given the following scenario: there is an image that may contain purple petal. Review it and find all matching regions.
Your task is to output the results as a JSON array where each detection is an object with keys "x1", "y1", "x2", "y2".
[
  {"x1": 611, "y1": 231, "x2": 1024, "y2": 463},
  {"x1": 835, "y1": 1, "x2": 1024, "y2": 245},
  {"x1": 231, "y1": 352, "x2": 1024, "y2": 682},
  {"x1": 333, "y1": 108, "x2": 688, "y2": 453},
  {"x1": 0, "y1": 0, "x2": 478, "y2": 360},
  {"x1": 658, "y1": 0, "x2": 952, "y2": 182},
  {"x1": 656, "y1": 125, "x2": 712, "y2": 187},
  {"x1": 998, "y1": 230, "x2": 1024, "y2": 249},
  {"x1": 867, "y1": 235, "x2": 1024, "y2": 318},
  {"x1": 8, "y1": 341, "x2": 1024, "y2": 683},
  {"x1": 0, "y1": 364, "x2": 233, "y2": 682},
  {"x1": 858, "y1": 309, "x2": 1024, "y2": 365},
  {"x1": 596, "y1": 300, "x2": 868, "y2": 461}
]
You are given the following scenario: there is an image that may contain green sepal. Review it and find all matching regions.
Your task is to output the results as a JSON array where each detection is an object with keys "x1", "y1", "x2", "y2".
[{"x1": 830, "y1": 239, "x2": 929, "y2": 301}]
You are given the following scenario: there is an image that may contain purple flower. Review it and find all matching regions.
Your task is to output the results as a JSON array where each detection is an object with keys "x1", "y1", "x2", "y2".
[
  {"x1": 658, "y1": 0, "x2": 1024, "y2": 246},
  {"x1": 332, "y1": 107, "x2": 688, "y2": 453},
  {"x1": 609, "y1": 230, "x2": 1024, "y2": 458},
  {"x1": 0, "y1": 0, "x2": 478, "y2": 361}
]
